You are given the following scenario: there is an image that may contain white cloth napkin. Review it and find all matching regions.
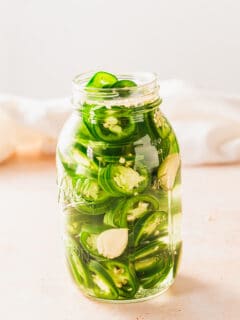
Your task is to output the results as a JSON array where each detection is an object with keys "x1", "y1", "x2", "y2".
[{"x1": 0, "y1": 80, "x2": 240, "y2": 165}]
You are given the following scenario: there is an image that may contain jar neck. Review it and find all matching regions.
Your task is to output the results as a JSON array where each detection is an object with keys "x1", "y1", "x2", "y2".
[
  {"x1": 72, "y1": 71, "x2": 161, "y2": 110},
  {"x1": 74, "y1": 98, "x2": 161, "y2": 125}
]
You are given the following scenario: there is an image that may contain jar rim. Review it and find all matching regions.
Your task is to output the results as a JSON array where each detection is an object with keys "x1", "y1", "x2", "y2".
[{"x1": 72, "y1": 71, "x2": 160, "y2": 106}]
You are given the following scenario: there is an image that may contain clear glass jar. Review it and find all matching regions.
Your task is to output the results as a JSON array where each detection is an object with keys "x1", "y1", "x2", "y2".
[{"x1": 57, "y1": 72, "x2": 182, "y2": 302}]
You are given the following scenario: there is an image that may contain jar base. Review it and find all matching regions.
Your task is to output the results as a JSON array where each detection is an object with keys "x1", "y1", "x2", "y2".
[{"x1": 83, "y1": 274, "x2": 175, "y2": 304}]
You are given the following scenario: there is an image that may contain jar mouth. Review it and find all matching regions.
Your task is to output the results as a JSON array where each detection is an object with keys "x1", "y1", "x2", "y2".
[
  {"x1": 72, "y1": 71, "x2": 160, "y2": 106},
  {"x1": 73, "y1": 71, "x2": 158, "y2": 91}
]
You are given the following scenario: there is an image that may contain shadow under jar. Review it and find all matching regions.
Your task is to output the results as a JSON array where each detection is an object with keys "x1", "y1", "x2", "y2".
[{"x1": 57, "y1": 72, "x2": 182, "y2": 303}]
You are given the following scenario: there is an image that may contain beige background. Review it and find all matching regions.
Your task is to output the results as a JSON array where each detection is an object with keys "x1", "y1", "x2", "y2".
[
  {"x1": 1, "y1": 0, "x2": 240, "y2": 98},
  {"x1": 0, "y1": 156, "x2": 239, "y2": 319}
]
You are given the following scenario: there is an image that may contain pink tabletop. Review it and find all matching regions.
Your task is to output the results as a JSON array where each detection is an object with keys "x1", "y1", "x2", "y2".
[{"x1": 0, "y1": 157, "x2": 239, "y2": 320}]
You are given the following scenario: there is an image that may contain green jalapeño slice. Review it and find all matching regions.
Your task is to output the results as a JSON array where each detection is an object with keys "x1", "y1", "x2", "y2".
[
  {"x1": 65, "y1": 237, "x2": 91, "y2": 288},
  {"x1": 112, "y1": 80, "x2": 137, "y2": 97},
  {"x1": 133, "y1": 211, "x2": 168, "y2": 246},
  {"x1": 72, "y1": 177, "x2": 112, "y2": 215},
  {"x1": 88, "y1": 260, "x2": 119, "y2": 299},
  {"x1": 102, "y1": 260, "x2": 139, "y2": 298},
  {"x1": 86, "y1": 71, "x2": 118, "y2": 88},
  {"x1": 104, "y1": 193, "x2": 160, "y2": 228},
  {"x1": 85, "y1": 106, "x2": 136, "y2": 143},
  {"x1": 99, "y1": 164, "x2": 149, "y2": 196}
]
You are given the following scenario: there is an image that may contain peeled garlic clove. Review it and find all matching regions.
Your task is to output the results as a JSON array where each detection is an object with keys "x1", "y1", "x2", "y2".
[
  {"x1": 157, "y1": 153, "x2": 180, "y2": 191},
  {"x1": 97, "y1": 228, "x2": 128, "y2": 259}
]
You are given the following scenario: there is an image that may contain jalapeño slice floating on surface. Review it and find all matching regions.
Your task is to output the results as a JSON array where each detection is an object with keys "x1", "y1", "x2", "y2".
[
  {"x1": 112, "y1": 80, "x2": 137, "y2": 97},
  {"x1": 86, "y1": 71, "x2": 118, "y2": 88}
]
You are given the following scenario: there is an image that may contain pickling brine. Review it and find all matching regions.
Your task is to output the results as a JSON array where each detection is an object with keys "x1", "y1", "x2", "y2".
[{"x1": 57, "y1": 71, "x2": 182, "y2": 302}]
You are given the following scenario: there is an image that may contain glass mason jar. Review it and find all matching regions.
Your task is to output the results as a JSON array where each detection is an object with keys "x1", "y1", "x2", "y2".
[{"x1": 57, "y1": 72, "x2": 182, "y2": 302}]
